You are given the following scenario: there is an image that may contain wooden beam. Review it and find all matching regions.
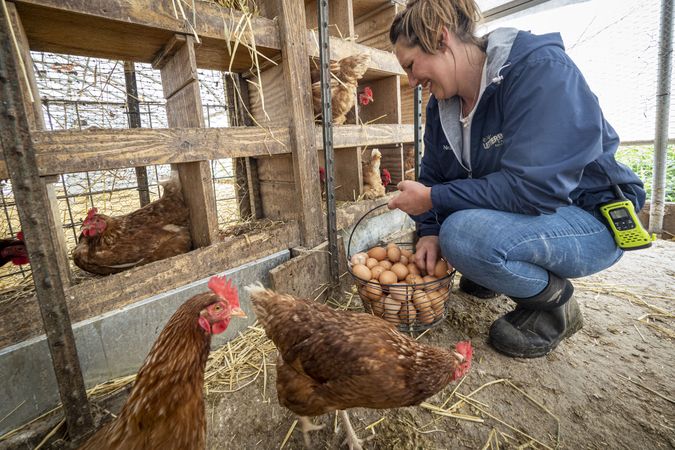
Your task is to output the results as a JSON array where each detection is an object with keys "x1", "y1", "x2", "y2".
[
  {"x1": 305, "y1": 0, "x2": 355, "y2": 39},
  {"x1": 0, "y1": 127, "x2": 291, "y2": 179},
  {"x1": 0, "y1": 221, "x2": 301, "y2": 349},
  {"x1": 306, "y1": 31, "x2": 405, "y2": 78},
  {"x1": 158, "y1": 35, "x2": 218, "y2": 246},
  {"x1": 317, "y1": 124, "x2": 414, "y2": 148},
  {"x1": 13, "y1": 0, "x2": 281, "y2": 71},
  {"x1": 6, "y1": 2, "x2": 72, "y2": 285},
  {"x1": 0, "y1": 12, "x2": 93, "y2": 438},
  {"x1": 276, "y1": 0, "x2": 324, "y2": 247}
]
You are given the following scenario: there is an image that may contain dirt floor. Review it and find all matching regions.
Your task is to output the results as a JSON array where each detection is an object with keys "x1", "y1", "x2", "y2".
[{"x1": 205, "y1": 239, "x2": 675, "y2": 450}]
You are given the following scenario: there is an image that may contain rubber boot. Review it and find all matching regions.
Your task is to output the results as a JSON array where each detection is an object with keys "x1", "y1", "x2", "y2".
[
  {"x1": 489, "y1": 273, "x2": 583, "y2": 358},
  {"x1": 459, "y1": 276, "x2": 498, "y2": 299}
]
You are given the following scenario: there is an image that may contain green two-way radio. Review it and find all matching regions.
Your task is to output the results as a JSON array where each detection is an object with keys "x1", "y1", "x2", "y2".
[{"x1": 599, "y1": 185, "x2": 655, "y2": 250}]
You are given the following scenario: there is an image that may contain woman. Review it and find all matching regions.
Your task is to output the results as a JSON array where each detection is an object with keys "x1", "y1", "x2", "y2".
[{"x1": 387, "y1": 0, "x2": 646, "y2": 358}]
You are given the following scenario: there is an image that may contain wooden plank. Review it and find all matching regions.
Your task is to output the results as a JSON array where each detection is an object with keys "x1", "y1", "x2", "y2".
[
  {"x1": 13, "y1": 0, "x2": 281, "y2": 71},
  {"x1": 318, "y1": 123, "x2": 414, "y2": 148},
  {"x1": 354, "y1": 3, "x2": 399, "y2": 51},
  {"x1": 360, "y1": 75, "x2": 401, "y2": 124},
  {"x1": 248, "y1": 64, "x2": 289, "y2": 128},
  {"x1": 0, "y1": 14, "x2": 93, "y2": 437},
  {"x1": 7, "y1": 2, "x2": 72, "y2": 285},
  {"x1": 0, "y1": 124, "x2": 416, "y2": 180},
  {"x1": 245, "y1": 157, "x2": 264, "y2": 219},
  {"x1": 270, "y1": 237, "x2": 349, "y2": 301},
  {"x1": 306, "y1": 31, "x2": 405, "y2": 78},
  {"x1": 400, "y1": 83, "x2": 429, "y2": 124},
  {"x1": 258, "y1": 181, "x2": 298, "y2": 220},
  {"x1": 256, "y1": 154, "x2": 294, "y2": 182},
  {"x1": 161, "y1": 35, "x2": 218, "y2": 246},
  {"x1": 318, "y1": 147, "x2": 364, "y2": 202},
  {"x1": 277, "y1": 0, "x2": 324, "y2": 248},
  {"x1": 0, "y1": 127, "x2": 291, "y2": 179},
  {"x1": 0, "y1": 221, "x2": 301, "y2": 349},
  {"x1": 305, "y1": 0, "x2": 355, "y2": 39},
  {"x1": 352, "y1": 0, "x2": 404, "y2": 19},
  {"x1": 379, "y1": 144, "x2": 404, "y2": 191}
]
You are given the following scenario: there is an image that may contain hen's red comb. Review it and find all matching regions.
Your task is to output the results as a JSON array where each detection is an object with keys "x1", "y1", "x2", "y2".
[
  {"x1": 208, "y1": 275, "x2": 240, "y2": 307},
  {"x1": 86, "y1": 207, "x2": 98, "y2": 220},
  {"x1": 16, "y1": 230, "x2": 24, "y2": 241},
  {"x1": 453, "y1": 341, "x2": 473, "y2": 380}
]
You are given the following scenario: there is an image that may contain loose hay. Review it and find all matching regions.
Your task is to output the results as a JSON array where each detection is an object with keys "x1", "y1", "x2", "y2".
[{"x1": 420, "y1": 378, "x2": 561, "y2": 450}]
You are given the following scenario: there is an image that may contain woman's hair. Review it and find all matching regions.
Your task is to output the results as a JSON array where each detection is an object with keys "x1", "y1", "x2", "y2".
[{"x1": 389, "y1": 0, "x2": 485, "y2": 53}]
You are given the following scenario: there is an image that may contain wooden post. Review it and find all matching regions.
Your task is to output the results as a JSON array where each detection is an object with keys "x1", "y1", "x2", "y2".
[
  {"x1": 276, "y1": 0, "x2": 324, "y2": 247},
  {"x1": 6, "y1": 3, "x2": 72, "y2": 285},
  {"x1": 153, "y1": 35, "x2": 218, "y2": 246},
  {"x1": 0, "y1": 9, "x2": 92, "y2": 440}
]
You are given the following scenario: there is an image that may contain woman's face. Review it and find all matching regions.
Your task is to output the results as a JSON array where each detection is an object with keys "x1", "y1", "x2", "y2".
[{"x1": 394, "y1": 37, "x2": 457, "y2": 100}]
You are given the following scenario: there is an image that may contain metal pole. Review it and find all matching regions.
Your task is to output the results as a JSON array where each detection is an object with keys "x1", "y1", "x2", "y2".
[
  {"x1": 318, "y1": 0, "x2": 339, "y2": 287},
  {"x1": 0, "y1": 18, "x2": 93, "y2": 440},
  {"x1": 124, "y1": 61, "x2": 151, "y2": 206},
  {"x1": 413, "y1": 85, "x2": 423, "y2": 178},
  {"x1": 649, "y1": 0, "x2": 673, "y2": 235}
]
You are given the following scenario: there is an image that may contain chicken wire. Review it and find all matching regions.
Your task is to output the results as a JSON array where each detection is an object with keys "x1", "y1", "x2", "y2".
[{"x1": 1, "y1": 52, "x2": 244, "y2": 288}]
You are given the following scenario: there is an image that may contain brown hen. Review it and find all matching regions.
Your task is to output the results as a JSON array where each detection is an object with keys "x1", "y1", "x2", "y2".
[
  {"x1": 79, "y1": 275, "x2": 246, "y2": 450},
  {"x1": 72, "y1": 175, "x2": 191, "y2": 275},
  {"x1": 245, "y1": 284, "x2": 472, "y2": 450},
  {"x1": 361, "y1": 148, "x2": 386, "y2": 200},
  {"x1": 311, "y1": 54, "x2": 371, "y2": 125}
]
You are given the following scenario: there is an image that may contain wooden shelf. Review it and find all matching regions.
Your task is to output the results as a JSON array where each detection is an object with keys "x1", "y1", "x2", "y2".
[
  {"x1": 14, "y1": 0, "x2": 281, "y2": 71},
  {"x1": 317, "y1": 124, "x2": 414, "y2": 149}
]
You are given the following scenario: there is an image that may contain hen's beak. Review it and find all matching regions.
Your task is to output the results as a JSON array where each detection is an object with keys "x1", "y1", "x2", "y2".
[{"x1": 230, "y1": 307, "x2": 247, "y2": 318}]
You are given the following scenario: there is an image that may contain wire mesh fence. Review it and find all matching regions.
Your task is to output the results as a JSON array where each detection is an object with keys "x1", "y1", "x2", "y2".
[{"x1": 1, "y1": 52, "x2": 245, "y2": 289}]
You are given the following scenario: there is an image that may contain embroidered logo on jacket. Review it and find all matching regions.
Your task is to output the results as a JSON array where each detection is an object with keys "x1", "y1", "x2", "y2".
[{"x1": 482, "y1": 133, "x2": 504, "y2": 150}]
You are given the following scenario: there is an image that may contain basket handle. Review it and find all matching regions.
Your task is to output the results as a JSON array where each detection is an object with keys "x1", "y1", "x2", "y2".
[{"x1": 347, "y1": 203, "x2": 391, "y2": 259}]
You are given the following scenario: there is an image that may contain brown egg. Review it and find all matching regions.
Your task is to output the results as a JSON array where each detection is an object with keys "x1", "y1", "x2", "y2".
[
  {"x1": 412, "y1": 290, "x2": 434, "y2": 324},
  {"x1": 366, "y1": 257, "x2": 379, "y2": 269},
  {"x1": 367, "y1": 246, "x2": 387, "y2": 261},
  {"x1": 386, "y1": 245, "x2": 401, "y2": 263},
  {"x1": 352, "y1": 264, "x2": 371, "y2": 282},
  {"x1": 383, "y1": 295, "x2": 402, "y2": 323},
  {"x1": 405, "y1": 274, "x2": 424, "y2": 285},
  {"x1": 399, "y1": 301, "x2": 417, "y2": 325},
  {"x1": 407, "y1": 263, "x2": 421, "y2": 276},
  {"x1": 390, "y1": 262, "x2": 409, "y2": 281},
  {"x1": 350, "y1": 252, "x2": 368, "y2": 266},
  {"x1": 400, "y1": 248, "x2": 413, "y2": 259},
  {"x1": 361, "y1": 282, "x2": 383, "y2": 302},
  {"x1": 389, "y1": 283, "x2": 413, "y2": 302},
  {"x1": 399, "y1": 255, "x2": 409, "y2": 266},
  {"x1": 379, "y1": 270, "x2": 398, "y2": 286},
  {"x1": 386, "y1": 242, "x2": 398, "y2": 249},
  {"x1": 427, "y1": 289, "x2": 446, "y2": 313},
  {"x1": 422, "y1": 275, "x2": 440, "y2": 290},
  {"x1": 370, "y1": 295, "x2": 384, "y2": 317},
  {"x1": 370, "y1": 265, "x2": 386, "y2": 280},
  {"x1": 378, "y1": 260, "x2": 393, "y2": 270},
  {"x1": 434, "y1": 259, "x2": 449, "y2": 278}
]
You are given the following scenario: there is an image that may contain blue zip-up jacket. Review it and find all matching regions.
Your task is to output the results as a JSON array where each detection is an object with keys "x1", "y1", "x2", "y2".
[{"x1": 415, "y1": 28, "x2": 646, "y2": 237}]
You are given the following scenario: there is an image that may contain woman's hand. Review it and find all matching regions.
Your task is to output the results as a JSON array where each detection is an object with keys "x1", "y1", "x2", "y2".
[
  {"x1": 414, "y1": 235, "x2": 443, "y2": 276},
  {"x1": 387, "y1": 180, "x2": 433, "y2": 215}
]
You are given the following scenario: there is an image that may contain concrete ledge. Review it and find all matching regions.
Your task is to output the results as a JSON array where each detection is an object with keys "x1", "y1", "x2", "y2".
[{"x1": 0, "y1": 250, "x2": 290, "y2": 436}]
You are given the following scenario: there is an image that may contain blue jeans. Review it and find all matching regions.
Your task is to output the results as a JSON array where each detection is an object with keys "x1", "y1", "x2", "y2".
[{"x1": 439, "y1": 206, "x2": 623, "y2": 298}]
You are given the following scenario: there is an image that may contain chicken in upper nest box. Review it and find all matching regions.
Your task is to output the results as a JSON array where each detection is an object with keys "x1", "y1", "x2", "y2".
[{"x1": 310, "y1": 53, "x2": 373, "y2": 125}]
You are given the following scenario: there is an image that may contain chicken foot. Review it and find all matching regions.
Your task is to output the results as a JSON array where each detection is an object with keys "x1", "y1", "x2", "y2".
[
  {"x1": 298, "y1": 415, "x2": 325, "y2": 448},
  {"x1": 339, "y1": 410, "x2": 370, "y2": 450}
]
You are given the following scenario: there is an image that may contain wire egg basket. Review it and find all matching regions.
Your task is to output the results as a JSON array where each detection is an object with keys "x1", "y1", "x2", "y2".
[{"x1": 347, "y1": 204, "x2": 456, "y2": 333}]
